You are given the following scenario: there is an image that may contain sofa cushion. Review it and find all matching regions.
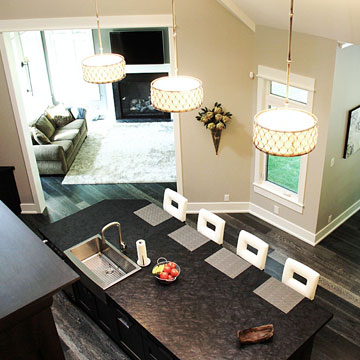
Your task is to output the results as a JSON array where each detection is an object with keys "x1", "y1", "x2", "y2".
[
  {"x1": 51, "y1": 128, "x2": 80, "y2": 143},
  {"x1": 51, "y1": 140, "x2": 74, "y2": 157},
  {"x1": 46, "y1": 104, "x2": 73, "y2": 128},
  {"x1": 31, "y1": 127, "x2": 51, "y2": 145},
  {"x1": 34, "y1": 114, "x2": 56, "y2": 139},
  {"x1": 34, "y1": 144, "x2": 65, "y2": 161},
  {"x1": 61, "y1": 119, "x2": 86, "y2": 132}
]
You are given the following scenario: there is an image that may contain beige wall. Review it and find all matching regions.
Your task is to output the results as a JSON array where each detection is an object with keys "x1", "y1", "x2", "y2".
[
  {"x1": 0, "y1": 54, "x2": 33, "y2": 203},
  {"x1": 0, "y1": 0, "x2": 254, "y2": 206},
  {"x1": 0, "y1": 0, "x2": 169, "y2": 19},
  {"x1": 317, "y1": 45, "x2": 360, "y2": 231},
  {"x1": 177, "y1": 0, "x2": 255, "y2": 202},
  {"x1": 250, "y1": 26, "x2": 337, "y2": 233},
  {"x1": 0, "y1": 0, "x2": 254, "y2": 207}
]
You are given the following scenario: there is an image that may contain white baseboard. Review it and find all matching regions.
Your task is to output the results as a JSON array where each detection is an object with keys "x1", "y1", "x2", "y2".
[
  {"x1": 315, "y1": 199, "x2": 360, "y2": 245},
  {"x1": 187, "y1": 202, "x2": 249, "y2": 214},
  {"x1": 21, "y1": 203, "x2": 42, "y2": 214},
  {"x1": 249, "y1": 203, "x2": 316, "y2": 245},
  {"x1": 187, "y1": 199, "x2": 360, "y2": 246}
]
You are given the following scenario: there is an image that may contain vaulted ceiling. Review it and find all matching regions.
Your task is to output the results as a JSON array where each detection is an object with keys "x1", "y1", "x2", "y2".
[{"x1": 219, "y1": 0, "x2": 360, "y2": 45}]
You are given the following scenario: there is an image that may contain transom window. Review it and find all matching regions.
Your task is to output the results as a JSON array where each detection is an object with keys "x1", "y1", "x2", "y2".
[
  {"x1": 253, "y1": 66, "x2": 315, "y2": 213},
  {"x1": 270, "y1": 81, "x2": 308, "y2": 104}
]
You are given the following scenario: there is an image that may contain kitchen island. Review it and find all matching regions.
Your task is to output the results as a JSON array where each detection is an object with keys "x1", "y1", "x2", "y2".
[
  {"x1": 40, "y1": 199, "x2": 332, "y2": 360},
  {"x1": 0, "y1": 201, "x2": 79, "y2": 360}
]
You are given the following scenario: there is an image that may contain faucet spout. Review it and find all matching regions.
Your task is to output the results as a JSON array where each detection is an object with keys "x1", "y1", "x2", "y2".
[{"x1": 101, "y1": 222, "x2": 127, "y2": 252}]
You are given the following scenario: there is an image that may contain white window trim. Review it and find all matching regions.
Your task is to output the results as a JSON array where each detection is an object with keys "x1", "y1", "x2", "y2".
[{"x1": 253, "y1": 66, "x2": 315, "y2": 214}]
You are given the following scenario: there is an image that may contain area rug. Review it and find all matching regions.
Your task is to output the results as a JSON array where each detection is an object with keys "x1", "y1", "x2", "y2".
[{"x1": 62, "y1": 122, "x2": 176, "y2": 184}]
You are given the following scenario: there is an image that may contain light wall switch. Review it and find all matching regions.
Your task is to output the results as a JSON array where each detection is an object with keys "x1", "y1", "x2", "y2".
[
  {"x1": 224, "y1": 194, "x2": 230, "y2": 201},
  {"x1": 274, "y1": 205, "x2": 279, "y2": 215},
  {"x1": 330, "y1": 158, "x2": 335, "y2": 167}
]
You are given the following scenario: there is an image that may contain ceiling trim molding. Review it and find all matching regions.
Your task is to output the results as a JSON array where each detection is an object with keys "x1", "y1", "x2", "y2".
[
  {"x1": 217, "y1": 0, "x2": 256, "y2": 32},
  {"x1": 0, "y1": 15, "x2": 172, "y2": 32}
]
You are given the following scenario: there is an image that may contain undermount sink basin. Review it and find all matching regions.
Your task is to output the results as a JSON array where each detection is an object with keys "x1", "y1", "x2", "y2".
[{"x1": 64, "y1": 235, "x2": 141, "y2": 290}]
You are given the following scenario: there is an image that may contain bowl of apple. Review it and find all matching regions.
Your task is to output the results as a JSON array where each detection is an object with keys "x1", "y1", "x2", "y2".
[{"x1": 152, "y1": 257, "x2": 181, "y2": 284}]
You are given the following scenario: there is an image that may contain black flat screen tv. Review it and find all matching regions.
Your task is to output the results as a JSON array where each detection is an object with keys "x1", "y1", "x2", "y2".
[{"x1": 110, "y1": 31, "x2": 165, "y2": 65}]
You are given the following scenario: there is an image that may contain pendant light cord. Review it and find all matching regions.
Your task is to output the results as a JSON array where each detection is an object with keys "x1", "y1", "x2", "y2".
[
  {"x1": 95, "y1": 0, "x2": 104, "y2": 54},
  {"x1": 285, "y1": 0, "x2": 294, "y2": 105},
  {"x1": 172, "y1": 0, "x2": 178, "y2": 76}
]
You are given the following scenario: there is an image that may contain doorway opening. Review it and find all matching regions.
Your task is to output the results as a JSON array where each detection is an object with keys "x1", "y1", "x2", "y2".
[{"x1": 1, "y1": 17, "x2": 182, "y2": 213}]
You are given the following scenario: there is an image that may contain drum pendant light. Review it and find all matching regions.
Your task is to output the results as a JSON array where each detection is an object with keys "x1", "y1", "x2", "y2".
[
  {"x1": 82, "y1": 0, "x2": 126, "y2": 84},
  {"x1": 151, "y1": 0, "x2": 203, "y2": 113},
  {"x1": 253, "y1": 0, "x2": 318, "y2": 157}
]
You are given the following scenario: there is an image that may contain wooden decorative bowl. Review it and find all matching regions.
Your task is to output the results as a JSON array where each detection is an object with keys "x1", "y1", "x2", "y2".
[{"x1": 237, "y1": 324, "x2": 274, "y2": 345}]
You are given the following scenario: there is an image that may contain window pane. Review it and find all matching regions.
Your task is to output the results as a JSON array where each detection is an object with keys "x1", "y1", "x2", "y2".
[
  {"x1": 270, "y1": 81, "x2": 308, "y2": 104},
  {"x1": 20, "y1": 31, "x2": 52, "y2": 121},
  {"x1": 44, "y1": 29, "x2": 99, "y2": 105},
  {"x1": 266, "y1": 155, "x2": 301, "y2": 193}
]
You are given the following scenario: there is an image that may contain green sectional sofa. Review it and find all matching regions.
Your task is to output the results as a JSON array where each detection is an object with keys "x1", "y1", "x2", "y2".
[{"x1": 29, "y1": 105, "x2": 87, "y2": 175}]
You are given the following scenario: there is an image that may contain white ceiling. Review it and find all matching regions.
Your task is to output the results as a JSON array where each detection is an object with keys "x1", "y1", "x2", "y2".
[{"x1": 228, "y1": 0, "x2": 360, "y2": 45}]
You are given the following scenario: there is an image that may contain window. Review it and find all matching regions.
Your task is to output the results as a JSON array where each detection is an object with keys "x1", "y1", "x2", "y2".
[
  {"x1": 44, "y1": 29, "x2": 99, "y2": 105},
  {"x1": 270, "y1": 81, "x2": 308, "y2": 104},
  {"x1": 266, "y1": 155, "x2": 300, "y2": 193},
  {"x1": 253, "y1": 66, "x2": 315, "y2": 213}
]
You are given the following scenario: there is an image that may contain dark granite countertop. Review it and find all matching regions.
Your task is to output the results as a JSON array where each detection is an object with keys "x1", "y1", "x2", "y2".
[{"x1": 40, "y1": 200, "x2": 332, "y2": 360}]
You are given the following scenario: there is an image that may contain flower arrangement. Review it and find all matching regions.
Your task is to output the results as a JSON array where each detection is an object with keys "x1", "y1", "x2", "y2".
[{"x1": 196, "y1": 102, "x2": 232, "y2": 131}]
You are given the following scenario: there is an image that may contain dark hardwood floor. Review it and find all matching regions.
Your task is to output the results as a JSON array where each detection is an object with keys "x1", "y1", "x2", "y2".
[{"x1": 19, "y1": 177, "x2": 360, "y2": 360}]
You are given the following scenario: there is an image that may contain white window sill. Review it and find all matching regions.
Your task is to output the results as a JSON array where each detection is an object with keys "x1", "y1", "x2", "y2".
[{"x1": 253, "y1": 182, "x2": 304, "y2": 214}]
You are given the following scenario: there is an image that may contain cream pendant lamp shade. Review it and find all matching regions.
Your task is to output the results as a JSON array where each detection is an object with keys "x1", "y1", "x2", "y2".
[
  {"x1": 151, "y1": 75, "x2": 203, "y2": 112},
  {"x1": 253, "y1": 108, "x2": 318, "y2": 156},
  {"x1": 82, "y1": 53, "x2": 125, "y2": 84},
  {"x1": 82, "y1": 0, "x2": 126, "y2": 84},
  {"x1": 253, "y1": 0, "x2": 318, "y2": 157},
  {"x1": 150, "y1": 0, "x2": 203, "y2": 113}
]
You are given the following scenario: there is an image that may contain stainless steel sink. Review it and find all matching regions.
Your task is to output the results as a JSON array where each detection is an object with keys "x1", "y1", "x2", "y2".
[{"x1": 64, "y1": 235, "x2": 141, "y2": 290}]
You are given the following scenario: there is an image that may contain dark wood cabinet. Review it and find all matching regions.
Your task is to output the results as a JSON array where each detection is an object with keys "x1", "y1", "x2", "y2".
[
  {"x1": 0, "y1": 166, "x2": 21, "y2": 214},
  {"x1": 143, "y1": 332, "x2": 176, "y2": 360},
  {"x1": 67, "y1": 278, "x2": 179, "y2": 360},
  {"x1": 70, "y1": 279, "x2": 146, "y2": 360},
  {"x1": 74, "y1": 281, "x2": 97, "y2": 318},
  {"x1": 114, "y1": 307, "x2": 145, "y2": 360},
  {"x1": 95, "y1": 296, "x2": 118, "y2": 339}
]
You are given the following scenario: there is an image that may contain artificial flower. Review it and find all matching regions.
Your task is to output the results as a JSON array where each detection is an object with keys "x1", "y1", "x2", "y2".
[{"x1": 196, "y1": 102, "x2": 232, "y2": 132}]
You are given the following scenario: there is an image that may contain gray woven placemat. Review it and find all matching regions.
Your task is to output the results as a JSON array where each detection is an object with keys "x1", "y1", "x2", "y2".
[
  {"x1": 205, "y1": 248, "x2": 251, "y2": 279},
  {"x1": 168, "y1": 225, "x2": 209, "y2": 252},
  {"x1": 254, "y1": 277, "x2": 304, "y2": 314},
  {"x1": 134, "y1": 204, "x2": 172, "y2": 226}
]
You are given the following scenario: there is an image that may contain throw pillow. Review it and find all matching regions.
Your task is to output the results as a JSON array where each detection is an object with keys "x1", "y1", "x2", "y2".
[
  {"x1": 70, "y1": 107, "x2": 87, "y2": 120},
  {"x1": 32, "y1": 127, "x2": 51, "y2": 145},
  {"x1": 29, "y1": 127, "x2": 37, "y2": 145},
  {"x1": 35, "y1": 114, "x2": 56, "y2": 139},
  {"x1": 46, "y1": 104, "x2": 73, "y2": 128}
]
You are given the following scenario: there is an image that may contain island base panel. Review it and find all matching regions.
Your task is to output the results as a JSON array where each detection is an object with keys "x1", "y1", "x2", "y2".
[{"x1": 0, "y1": 298, "x2": 65, "y2": 360}]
